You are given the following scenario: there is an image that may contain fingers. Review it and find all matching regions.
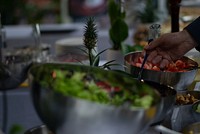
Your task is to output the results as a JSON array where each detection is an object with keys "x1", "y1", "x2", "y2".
[
  {"x1": 159, "y1": 59, "x2": 170, "y2": 69},
  {"x1": 146, "y1": 49, "x2": 172, "y2": 69},
  {"x1": 156, "y1": 49, "x2": 173, "y2": 61},
  {"x1": 147, "y1": 50, "x2": 157, "y2": 62},
  {"x1": 144, "y1": 38, "x2": 161, "y2": 50},
  {"x1": 150, "y1": 56, "x2": 170, "y2": 69},
  {"x1": 147, "y1": 49, "x2": 163, "y2": 64},
  {"x1": 148, "y1": 53, "x2": 169, "y2": 68},
  {"x1": 152, "y1": 55, "x2": 162, "y2": 65}
]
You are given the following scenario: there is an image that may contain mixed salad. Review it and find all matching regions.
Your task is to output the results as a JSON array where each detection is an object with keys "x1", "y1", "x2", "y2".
[{"x1": 40, "y1": 69, "x2": 156, "y2": 109}]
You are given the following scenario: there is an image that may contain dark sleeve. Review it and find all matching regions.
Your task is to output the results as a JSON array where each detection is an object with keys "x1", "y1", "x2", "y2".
[{"x1": 185, "y1": 16, "x2": 200, "y2": 51}]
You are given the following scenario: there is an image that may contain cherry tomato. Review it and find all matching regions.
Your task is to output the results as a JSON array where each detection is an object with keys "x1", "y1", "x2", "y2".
[
  {"x1": 96, "y1": 81, "x2": 121, "y2": 92},
  {"x1": 138, "y1": 57, "x2": 144, "y2": 63},
  {"x1": 152, "y1": 66, "x2": 160, "y2": 71},
  {"x1": 132, "y1": 55, "x2": 190, "y2": 72},
  {"x1": 175, "y1": 60, "x2": 186, "y2": 69},
  {"x1": 135, "y1": 63, "x2": 142, "y2": 68}
]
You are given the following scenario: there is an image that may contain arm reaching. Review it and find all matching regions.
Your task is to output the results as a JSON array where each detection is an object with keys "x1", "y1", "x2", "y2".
[{"x1": 144, "y1": 17, "x2": 200, "y2": 69}]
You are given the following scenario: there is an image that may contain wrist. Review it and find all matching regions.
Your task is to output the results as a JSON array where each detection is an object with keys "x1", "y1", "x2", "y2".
[
  {"x1": 182, "y1": 29, "x2": 198, "y2": 49},
  {"x1": 184, "y1": 16, "x2": 200, "y2": 51}
]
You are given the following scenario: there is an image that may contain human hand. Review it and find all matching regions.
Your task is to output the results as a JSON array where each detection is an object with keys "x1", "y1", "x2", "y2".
[{"x1": 143, "y1": 30, "x2": 197, "y2": 69}]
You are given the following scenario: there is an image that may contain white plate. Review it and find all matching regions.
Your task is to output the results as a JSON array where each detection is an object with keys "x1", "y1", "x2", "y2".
[
  {"x1": 55, "y1": 37, "x2": 84, "y2": 56},
  {"x1": 40, "y1": 24, "x2": 79, "y2": 33},
  {"x1": 55, "y1": 37, "x2": 83, "y2": 46}
]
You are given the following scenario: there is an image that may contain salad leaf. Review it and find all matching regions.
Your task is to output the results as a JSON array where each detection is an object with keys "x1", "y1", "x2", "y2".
[{"x1": 42, "y1": 69, "x2": 154, "y2": 109}]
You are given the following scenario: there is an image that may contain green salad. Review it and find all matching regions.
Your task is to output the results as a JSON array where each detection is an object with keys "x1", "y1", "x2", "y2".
[
  {"x1": 196, "y1": 103, "x2": 200, "y2": 113},
  {"x1": 39, "y1": 68, "x2": 156, "y2": 109}
]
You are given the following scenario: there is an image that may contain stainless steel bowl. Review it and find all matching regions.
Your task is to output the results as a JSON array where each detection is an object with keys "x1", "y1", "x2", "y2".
[
  {"x1": 28, "y1": 63, "x2": 162, "y2": 134},
  {"x1": 182, "y1": 122, "x2": 200, "y2": 134},
  {"x1": 146, "y1": 81, "x2": 176, "y2": 124},
  {"x1": 176, "y1": 90, "x2": 200, "y2": 105},
  {"x1": 124, "y1": 51, "x2": 198, "y2": 91},
  {"x1": 192, "y1": 100, "x2": 200, "y2": 122},
  {"x1": 0, "y1": 46, "x2": 37, "y2": 90},
  {"x1": 0, "y1": 55, "x2": 32, "y2": 90}
]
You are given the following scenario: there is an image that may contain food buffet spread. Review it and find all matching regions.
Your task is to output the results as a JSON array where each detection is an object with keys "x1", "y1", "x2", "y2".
[
  {"x1": 25, "y1": 55, "x2": 200, "y2": 134},
  {"x1": 25, "y1": 21, "x2": 200, "y2": 133},
  {"x1": 1, "y1": 0, "x2": 200, "y2": 134},
  {"x1": 124, "y1": 51, "x2": 200, "y2": 133}
]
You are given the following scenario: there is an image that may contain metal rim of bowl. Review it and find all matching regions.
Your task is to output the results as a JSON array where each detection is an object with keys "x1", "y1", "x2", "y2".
[
  {"x1": 182, "y1": 121, "x2": 200, "y2": 133},
  {"x1": 24, "y1": 125, "x2": 53, "y2": 134},
  {"x1": 191, "y1": 100, "x2": 200, "y2": 117}
]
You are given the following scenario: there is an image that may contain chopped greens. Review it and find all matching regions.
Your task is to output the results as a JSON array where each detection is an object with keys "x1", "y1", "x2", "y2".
[
  {"x1": 40, "y1": 69, "x2": 154, "y2": 109},
  {"x1": 34, "y1": 63, "x2": 160, "y2": 110},
  {"x1": 51, "y1": 70, "x2": 109, "y2": 104}
]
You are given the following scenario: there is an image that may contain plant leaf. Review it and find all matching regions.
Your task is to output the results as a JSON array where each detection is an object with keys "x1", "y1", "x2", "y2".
[
  {"x1": 92, "y1": 55, "x2": 100, "y2": 66},
  {"x1": 100, "y1": 60, "x2": 121, "y2": 69},
  {"x1": 9, "y1": 124, "x2": 23, "y2": 134},
  {"x1": 93, "y1": 48, "x2": 108, "y2": 59},
  {"x1": 109, "y1": 19, "x2": 128, "y2": 49},
  {"x1": 79, "y1": 47, "x2": 89, "y2": 55},
  {"x1": 121, "y1": 44, "x2": 144, "y2": 54},
  {"x1": 102, "y1": 63, "x2": 121, "y2": 70},
  {"x1": 108, "y1": 0, "x2": 121, "y2": 25}
]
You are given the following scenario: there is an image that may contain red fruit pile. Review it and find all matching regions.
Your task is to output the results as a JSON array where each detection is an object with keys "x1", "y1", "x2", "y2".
[{"x1": 132, "y1": 56, "x2": 192, "y2": 72}]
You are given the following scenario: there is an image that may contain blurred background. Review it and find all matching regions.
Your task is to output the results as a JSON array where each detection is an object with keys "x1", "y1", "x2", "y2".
[
  {"x1": 1, "y1": 0, "x2": 200, "y2": 46},
  {"x1": 0, "y1": 0, "x2": 196, "y2": 25},
  {"x1": 1, "y1": 0, "x2": 200, "y2": 33},
  {"x1": 0, "y1": 0, "x2": 108, "y2": 25},
  {"x1": 1, "y1": 0, "x2": 200, "y2": 133}
]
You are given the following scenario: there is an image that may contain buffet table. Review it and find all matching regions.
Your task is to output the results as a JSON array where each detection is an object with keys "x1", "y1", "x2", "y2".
[
  {"x1": 1, "y1": 23, "x2": 200, "y2": 134},
  {"x1": 0, "y1": 23, "x2": 134, "y2": 134},
  {"x1": 0, "y1": 88, "x2": 43, "y2": 133}
]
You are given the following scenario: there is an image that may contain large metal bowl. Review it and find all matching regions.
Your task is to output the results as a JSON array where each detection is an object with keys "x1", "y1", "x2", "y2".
[
  {"x1": 176, "y1": 90, "x2": 200, "y2": 105},
  {"x1": 192, "y1": 100, "x2": 200, "y2": 122},
  {"x1": 146, "y1": 81, "x2": 176, "y2": 125},
  {"x1": 124, "y1": 51, "x2": 198, "y2": 91},
  {"x1": 169, "y1": 90, "x2": 200, "y2": 131},
  {"x1": 28, "y1": 63, "x2": 162, "y2": 134},
  {"x1": 0, "y1": 55, "x2": 32, "y2": 90},
  {"x1": 182, "y1": 122, "x2": 200, "y2": 134},
  {"x1": 24, "y1": 125, "x2": 54, "y2": 134}
]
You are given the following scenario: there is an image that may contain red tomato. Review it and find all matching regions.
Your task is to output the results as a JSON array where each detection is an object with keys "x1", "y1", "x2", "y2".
[
  {"x1": 152, "y1": 66, "x2": 160, "y2": 71},
  {"x1": 131, "y1": 56, "x2": 190, "y2": 72},
  {"x1": 175, "y1": 60, "x2": 186, "y2": 69},
  {"x1": 52, "y1": 71, "x2": 56, "y2": 78},
  {"x1": 144, "y1": 63, "x2": 151, "y2": 70},
  {"x1": 96, "y1": 81, "x2": 121, "y2": 92},
  {"x1": 96, "y1": 81, "x2": 110, "y2": 90},
  {"x1": 138, "y1": 57, "x2": 144, "y2": 63},
  {"x1": 135, "y1": 63, "x2": 142, "y2": 68},
  {"x1": 147, "y1": 63, "x2": 153, "y2": 69},
  {"x1": 166, "y1": 63, "x2": 179, "y2": 72}
]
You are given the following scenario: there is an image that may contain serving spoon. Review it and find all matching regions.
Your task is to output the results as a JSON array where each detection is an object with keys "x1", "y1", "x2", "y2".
[
  {"x1": 138, "y1": 39, "x2": 153, "y2": 80},
  {"x1": 138, "y1": 24, "x2": 161, "y2": 80}
]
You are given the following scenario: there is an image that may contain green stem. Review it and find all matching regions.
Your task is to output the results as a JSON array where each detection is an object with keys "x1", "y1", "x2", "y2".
[{"x1": 88, "y1": 49, "x2": 93, "y2": 66}]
